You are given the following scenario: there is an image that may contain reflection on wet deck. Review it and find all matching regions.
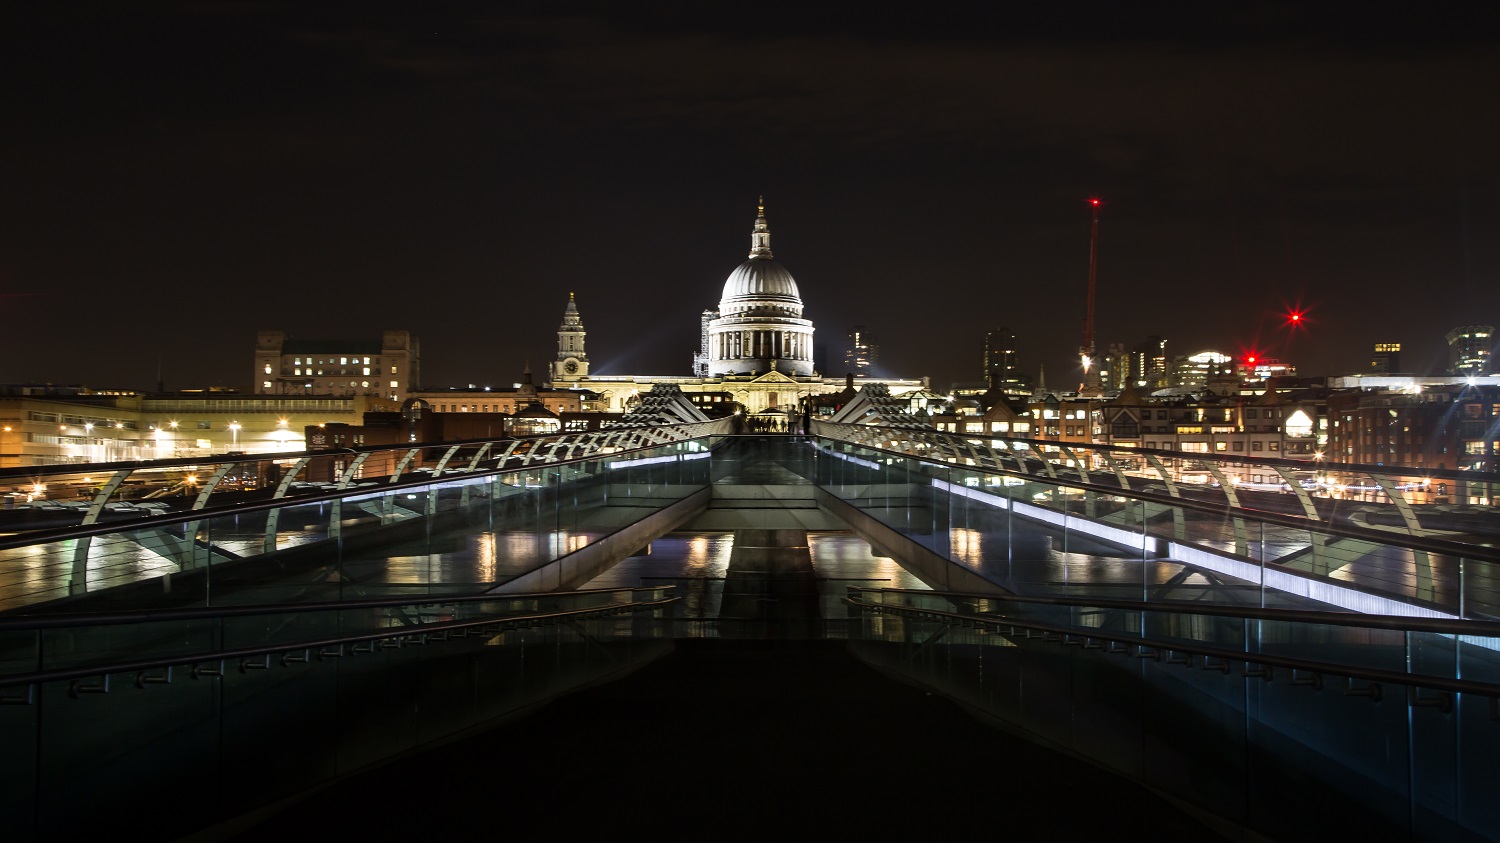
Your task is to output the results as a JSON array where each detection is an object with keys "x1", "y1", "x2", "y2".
[{"x1": 581, "y1": 532, "x2": 932, "y2": 618}]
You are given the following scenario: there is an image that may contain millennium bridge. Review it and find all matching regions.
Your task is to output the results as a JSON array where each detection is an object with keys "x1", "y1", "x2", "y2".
[{"x1": 1, "y1": 386, "x2": 1497, "y2": 840}]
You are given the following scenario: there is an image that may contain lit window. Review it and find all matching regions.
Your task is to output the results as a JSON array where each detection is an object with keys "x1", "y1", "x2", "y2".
[
  {"x1": 340, "y1": 357, "x2": 348, "y2": 365},
  {"x1": 294, "y1": 368, "x2": 301, "y2": 376},
  {"x1": 390, "y1": 366, "x2": 398, "y2": 375},
  {"x1": 361, "y1": 381, "x2": 369, "y2": 388},
  {"x1": 362, "y1": 367, "x2": 371, "y2": 376},
  {"x1": 390, "y1": 380, "x2": 398, "y2": 388},
  {"x1": 294, "y1": 358, "x2": 302, "y2": 365},
  {"x1": 1284, "y1": 410, "x2": 1314, "y2": 437},
  {"x1": 363, "y1": 357, "x2": 370, "y2": 364},
  {"x1": 262, "y1": 381, "x2": 272, "y2": 389},
  {"x1": 263, "y1": 364, "x2": 271, "y2": 375}
]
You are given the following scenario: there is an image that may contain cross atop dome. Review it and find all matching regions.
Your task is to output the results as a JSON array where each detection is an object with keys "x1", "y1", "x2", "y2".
[{"x1": 749, "y1": 196, "x2": 773, "y2": 259}]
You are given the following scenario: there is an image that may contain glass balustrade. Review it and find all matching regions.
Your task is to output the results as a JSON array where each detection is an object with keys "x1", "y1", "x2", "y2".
[
  {"x1": 0, "y1": 438, "x2": 717, "y2": 614},
  {"x1": 0, "y1": 586, "x2": 675, "y2": 841},
  {"x1": 844, "y1": 588, "x2": 1500, "y2": 841},
  {"x1": 814, "y1": 434, "x2": 1500, "y2": 620}
]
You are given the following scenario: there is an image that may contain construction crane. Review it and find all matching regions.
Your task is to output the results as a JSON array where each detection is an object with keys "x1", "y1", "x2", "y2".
[{"x1": 1080, "y1": 197, "x2": 1102, "y2": 392}]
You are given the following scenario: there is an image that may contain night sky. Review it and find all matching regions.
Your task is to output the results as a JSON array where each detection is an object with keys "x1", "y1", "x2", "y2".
[{"x1": 3, "y1": 3, "x2": 1498, "y2": 393}]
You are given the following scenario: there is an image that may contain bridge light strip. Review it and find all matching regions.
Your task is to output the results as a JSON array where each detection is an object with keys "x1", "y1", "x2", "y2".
[
  {"x1": 813, "y1": 446, "x2": 1488, "y2": 632},
  {"x1": 606, "y1": 451, "x2": 711, "y2": 470},
  {"x1": 927, "y1": 476, "x2": 1476, "y2": 625}
]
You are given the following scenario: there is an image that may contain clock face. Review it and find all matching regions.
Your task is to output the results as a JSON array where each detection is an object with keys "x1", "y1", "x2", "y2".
[{"x1": 564, "y1": 360, "x2": 578, "y2": 374}]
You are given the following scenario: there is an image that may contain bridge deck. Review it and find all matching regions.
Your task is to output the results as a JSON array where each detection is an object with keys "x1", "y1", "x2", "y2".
[{"x1": 228, "y1": 638, "x2": 1227, "y2": 840}]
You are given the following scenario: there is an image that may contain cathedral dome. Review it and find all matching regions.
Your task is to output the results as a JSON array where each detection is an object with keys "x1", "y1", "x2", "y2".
[
  {"x1": 716, "y1": 199, "x2": 804, "y2": 317},
  {"x1": 720, "y1": 258, "x2": 802, "y2": 313}
]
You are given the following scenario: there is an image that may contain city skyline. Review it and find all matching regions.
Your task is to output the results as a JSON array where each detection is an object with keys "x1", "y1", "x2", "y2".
[{"x1": 2, "y1": 4, "x2": 1497, "y2": 392}]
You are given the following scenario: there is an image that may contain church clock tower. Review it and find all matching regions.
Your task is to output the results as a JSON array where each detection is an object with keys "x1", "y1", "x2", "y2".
[{"x1": 551, "y1": 292, "x2": 589, "y2": 382}]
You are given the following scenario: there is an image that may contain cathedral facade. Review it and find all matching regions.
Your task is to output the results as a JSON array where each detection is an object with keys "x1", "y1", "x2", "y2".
[
  {"x1": 700, "y1": 199, "x2": 816, "y2": 378},
  {"x1": 550, "y1": 200, "x2": 925, "y2": 415}
]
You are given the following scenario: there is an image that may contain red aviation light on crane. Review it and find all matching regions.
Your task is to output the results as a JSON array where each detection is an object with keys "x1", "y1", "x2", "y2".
[
  {"x1": 1089, "y1": 198, "x2": 1101, "y2": 206},
  {"x1": 1246, "y1": 355, "x2": 1258, "y2": 365}
]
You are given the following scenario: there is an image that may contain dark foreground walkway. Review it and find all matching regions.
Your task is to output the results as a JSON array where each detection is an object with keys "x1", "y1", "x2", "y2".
[{"x1": 226, "y1": 640, "x2": 1226, "y2": 840}]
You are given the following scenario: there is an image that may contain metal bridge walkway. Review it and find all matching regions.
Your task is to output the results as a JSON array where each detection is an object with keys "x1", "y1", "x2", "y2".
[{"x1": 227, "y1": 638, "x2": 1224, "y2": 840}]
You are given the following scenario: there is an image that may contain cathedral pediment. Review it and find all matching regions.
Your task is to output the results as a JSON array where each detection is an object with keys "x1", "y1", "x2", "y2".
[{"x1": 749, "y1": 370, "x2": 798, "y2": 384}]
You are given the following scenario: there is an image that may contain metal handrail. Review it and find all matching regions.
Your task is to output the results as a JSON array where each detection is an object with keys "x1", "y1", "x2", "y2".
[
  {"x1": 820, "y1": 422, "x2": 1500, "y2": 486},
  {"x1": 0, "y1": 595, "x2": 680, "y2": 691},
  {"x1": 0, "y1": 434, "x2": 725, "y2": 552},
  {"x1": 845, "y1": 596, "x2": 1500, "y2": 700},
  {"x1": 0, "y1": 422, "x2": 711, "y2": 482},
  {"x1": 812, "y1": 438, "x2": 1500, "y2": 564},
  {"x1": 844, "y1": 586, "x2": 1500, "y2": 637},
  {"x1": 0, "y1": 585, "x2": 671, "y2": 631}
]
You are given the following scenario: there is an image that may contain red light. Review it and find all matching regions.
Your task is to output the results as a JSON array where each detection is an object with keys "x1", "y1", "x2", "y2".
[
  {"x1": 1290, "y1": 312, "x2": 1302, "y2": 322},
  {"x1": 1090, "y1": 198, "x2": 1100, "y2": 206},
  {"x1": 1247, "y1": 356, "x2": 1257, "y2": 364}
]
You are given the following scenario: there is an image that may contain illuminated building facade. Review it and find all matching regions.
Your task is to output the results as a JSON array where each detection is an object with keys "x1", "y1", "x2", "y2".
[
  {"x1": 702, "y1": 200, "x2": 816, "y2": 378},
  {"x1": 550, "y1": 293, "x2": 590, "y2": 383},
  {"x1": 982, "y1": 327, "x2": 1033, "y2": 398},
  {"x1": 0, "y1": 385, "x2": 382, "y2": 467},
  {"x1": 1099, "y1": 343, "x2": 1128, "y2": 391},
  {"x1": 1369, "y1": 342, "x2": 1402, "y2": 375},
  {"x1": 1171, "y1": 350, "x2": 1234, "y2": 389},
  {"x1": 1129, "y1": 336, "x2": 1170, "y2": 389},
  {"x1": 1017, "y1": 383, "x2": 1326, "y2": 463},
  {"x1": 411, "y1": 368, "x2": 588, "y2": 416},
  {"x1": 550, "y1": 200, "x2": 925, "y2": 415},
  {"x1": 1446, "y1": 325, "x2": 1494, "y2": 376},
  {"x1": 1326, "y1": 385, "x2": 1500, "y2": 498},
  {"x1": 255, "y1": 330, "x2": 420, "y2": 401},
  {"x1": 1236, "y1": 356, "x2": 1296, "y2": 384},
  {"x1": 844, "y1": 326, "x2": 879, "y2": 375}
]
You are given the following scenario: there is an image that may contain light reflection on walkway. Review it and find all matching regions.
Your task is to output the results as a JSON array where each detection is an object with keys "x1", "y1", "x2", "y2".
[{"x1": 579, "y1": 531, "x2": 931, "y2": 618}]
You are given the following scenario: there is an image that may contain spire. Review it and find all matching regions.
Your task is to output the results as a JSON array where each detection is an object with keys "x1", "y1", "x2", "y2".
[
  {"x1": 559, "y1": 292, "x2": 583, "y2": 330},
  {"x1": 749, "y1": 196, "x2": 773, "y2": 259}
]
